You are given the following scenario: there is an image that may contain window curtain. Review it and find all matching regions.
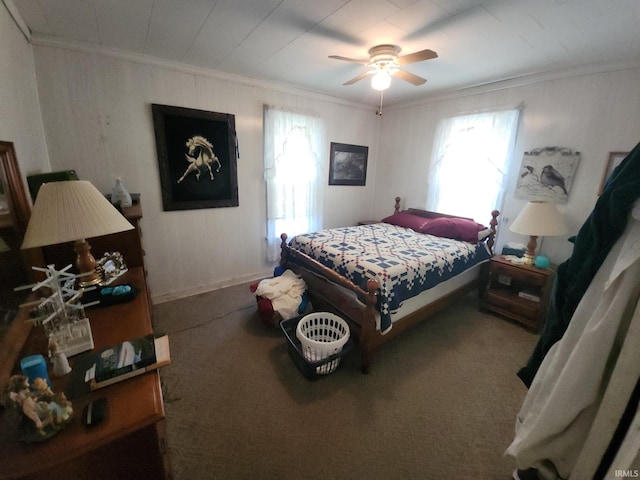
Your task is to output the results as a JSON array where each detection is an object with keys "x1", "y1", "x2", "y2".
[
  {"x1": 264, "y1": 105, "x2": 324, "y2": 262},
  {"x1": 426, "y1": 108, "x2": 521, "y2": 224}
]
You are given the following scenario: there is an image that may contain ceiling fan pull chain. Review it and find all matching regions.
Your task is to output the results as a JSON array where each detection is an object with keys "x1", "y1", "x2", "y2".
[{"x1": 376, "y1": 90, "x2": 384, "y2": 116}]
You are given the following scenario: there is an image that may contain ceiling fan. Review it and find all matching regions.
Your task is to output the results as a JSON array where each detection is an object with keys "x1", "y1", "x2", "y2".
[{"x1": 329, "y1": 44, "x2": 438, "y2": 91}]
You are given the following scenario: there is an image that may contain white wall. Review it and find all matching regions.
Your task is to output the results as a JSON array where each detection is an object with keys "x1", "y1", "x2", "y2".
[
  {"x1": 0, "y1": 5, "x2": 49, "y2": 188},
  {"x1": 30, "y1": 44, "x2": 380, "y2": 302},
  {"x1": 375, "y1": 67, "x2": 640, "y2": 265}
]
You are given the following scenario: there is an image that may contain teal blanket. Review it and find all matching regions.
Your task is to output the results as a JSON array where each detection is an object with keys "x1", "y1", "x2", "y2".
[{"x1": 518, "y1": 142, "x2": 640, "y2": 387}]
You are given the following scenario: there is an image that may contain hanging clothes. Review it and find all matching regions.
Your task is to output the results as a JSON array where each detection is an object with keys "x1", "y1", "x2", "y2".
[
  {"x1": 517, "y1": 142, "x2": 640, "y2": 387},
  {"x1": 505, "y1": 201, "x2": 640, "y2": 479}
]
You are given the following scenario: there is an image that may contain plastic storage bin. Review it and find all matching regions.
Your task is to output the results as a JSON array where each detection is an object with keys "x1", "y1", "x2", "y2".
[{"x1": 280, "y1": 313, "x2": 352, "y2": 380}]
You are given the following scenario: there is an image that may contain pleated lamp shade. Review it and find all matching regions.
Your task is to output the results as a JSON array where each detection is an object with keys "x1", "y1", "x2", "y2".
[
  {"x1": 510, "y1": 201, "x2": 568, "y2": 264},
  {"x1": 21, "y1": 180, "x2": 133, "y2": 249},
  {"x1": 21, "y1": 180, "x2": 134, "y2": 286},
  {"x1": 510, "y1": 201, "x2": 568, "y2": 237}
]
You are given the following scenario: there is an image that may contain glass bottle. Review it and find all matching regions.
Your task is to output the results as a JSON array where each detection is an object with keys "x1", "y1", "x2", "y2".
[{"x1": 111, "y1": 177, "x2": 132, "y2": 208}]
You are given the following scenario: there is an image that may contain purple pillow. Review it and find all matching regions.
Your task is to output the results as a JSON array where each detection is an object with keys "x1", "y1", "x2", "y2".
[
  {"x1": 381, "y1": 211, "x2": 431, "y2": 232},
  {"x1": 419, "y1": 217, "x2": 486, "y2": 243}
]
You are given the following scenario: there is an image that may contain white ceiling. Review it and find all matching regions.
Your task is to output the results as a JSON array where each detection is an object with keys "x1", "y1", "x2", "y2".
[{"x1": 7, "y1": 0, "x2": 640, "y2": 107}]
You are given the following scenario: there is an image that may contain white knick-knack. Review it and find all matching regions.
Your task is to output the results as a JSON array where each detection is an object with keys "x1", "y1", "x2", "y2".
[
  {"x1": 52, "y1": 352, "x2": 72, "y2": 376},
  {"x1": 111, "y1": 177, "x2": 132, "y2": 208}
]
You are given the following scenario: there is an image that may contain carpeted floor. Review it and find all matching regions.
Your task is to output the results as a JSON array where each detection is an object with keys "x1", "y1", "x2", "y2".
[{"x1": 153, "y1": 282, "x2": 537, "y2": 480}]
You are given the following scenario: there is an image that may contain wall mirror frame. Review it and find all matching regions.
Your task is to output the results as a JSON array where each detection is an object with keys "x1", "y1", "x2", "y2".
[
  {"x1": 0, "y1": 141, "x2": 36, "y2": 313},
  {"x1": 0, "y1": 141, "x2": 31, "y2": 235}
]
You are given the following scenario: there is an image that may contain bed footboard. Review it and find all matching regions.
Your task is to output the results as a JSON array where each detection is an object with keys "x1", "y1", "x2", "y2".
[{"x1": 280, "y1": 233, "x2": 378, "y2": 372}]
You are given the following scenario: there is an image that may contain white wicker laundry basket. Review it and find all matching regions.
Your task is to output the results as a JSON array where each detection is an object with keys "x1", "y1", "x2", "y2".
[{"x1": 295, "y1": 312, "x2": 350, "y2": 375}]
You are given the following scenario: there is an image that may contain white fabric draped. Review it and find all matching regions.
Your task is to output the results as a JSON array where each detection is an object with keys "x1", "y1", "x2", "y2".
[
  {"x1": 426, "y1": 108, "x2": 520, "y2": 224},
  {"x1": 263, "y1": 105, "x2": 324, "y2": 262},
  {"x1": 505, "y1": 202, "x2": 640, "y2": 479}
]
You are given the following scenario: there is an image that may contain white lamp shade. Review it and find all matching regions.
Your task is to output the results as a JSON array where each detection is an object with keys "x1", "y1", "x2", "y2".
[
  {"x1": 509, "y1": 201, "x2": 568, "y2": 237},
  {"x1": 21, "y1": 180, "x2": 134, "y2": 249}
]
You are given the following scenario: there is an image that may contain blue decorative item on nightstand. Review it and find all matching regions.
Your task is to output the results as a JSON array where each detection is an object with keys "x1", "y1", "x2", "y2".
[{"x1": 535, "y1": 255, "x2": 551, "y2": 269}]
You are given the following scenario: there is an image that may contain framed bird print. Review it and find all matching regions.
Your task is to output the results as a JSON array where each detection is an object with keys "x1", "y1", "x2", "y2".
[{"x1": 514, "y1": 146, "x2": 580, "y2": 203}]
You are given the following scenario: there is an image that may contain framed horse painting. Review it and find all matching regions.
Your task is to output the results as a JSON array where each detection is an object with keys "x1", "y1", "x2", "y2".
[{"x1": 152, "y1": 104, "x2": 239, "y2": 211}]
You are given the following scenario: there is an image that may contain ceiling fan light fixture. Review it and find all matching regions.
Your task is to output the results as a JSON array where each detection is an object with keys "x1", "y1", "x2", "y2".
[
  {"x1": 371, "y1": 70, "x2": 391, "y2": 90},
  {"x1": 330, "y1": 44, "x2": 434, "y2": 89}
]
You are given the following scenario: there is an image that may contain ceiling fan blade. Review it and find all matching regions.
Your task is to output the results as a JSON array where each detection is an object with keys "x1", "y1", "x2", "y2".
[
  {"x1": 343, "y1": 70, "x2": 374, "y2": 85},
  {"x1": 397, "y1": 49, "x2": 438, "y2": 65},
  {"x1": 394, "y1": 69, "x2": 427, "y2": 86},
  {"x1": 329, "y1": 55, "x2": 369, "y2": 65}
]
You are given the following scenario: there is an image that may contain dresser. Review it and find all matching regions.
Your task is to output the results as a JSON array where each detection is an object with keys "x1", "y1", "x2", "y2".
[{"x1": 0, "y1": 267, "x2": 171, "y2": 480}]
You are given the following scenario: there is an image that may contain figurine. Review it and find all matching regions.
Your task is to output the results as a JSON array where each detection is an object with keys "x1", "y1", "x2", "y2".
[
  {"x1": 1, "y1": 374, "x2": 73, "y2": 441},
  {"x1": 48, "y1": 392, "x2": 73, "y2": 426},
  {"x1": 31, "y1": 377, "x2": 54, "y2": 400}
]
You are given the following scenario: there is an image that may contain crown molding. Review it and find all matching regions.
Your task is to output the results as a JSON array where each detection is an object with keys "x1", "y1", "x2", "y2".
[
  {"x1": 25, "y1": 32, "x2": 640, "y2": 114},
  {"x1": 388, "y1": 60, "x2": 640, "y2": 111},
  {"x1": 30, "y1": 34, "x2": 373, "y2": 111}
]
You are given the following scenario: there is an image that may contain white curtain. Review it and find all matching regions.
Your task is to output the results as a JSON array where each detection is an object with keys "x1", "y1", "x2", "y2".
[
  {"x1": 264, "y1": 105, "x2": 324, "y2": 261},
  {"x1": 426, "y1": 108, "x2": 520, "y2": 224}
]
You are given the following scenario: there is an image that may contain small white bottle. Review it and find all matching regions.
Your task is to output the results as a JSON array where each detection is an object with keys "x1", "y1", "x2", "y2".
[{"x1": 111, "y1": 177, "x2": 132, "y2": 208}]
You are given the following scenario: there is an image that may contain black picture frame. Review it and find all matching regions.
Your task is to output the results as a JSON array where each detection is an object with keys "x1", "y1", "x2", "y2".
[
  {"x1": 152, "y1": 104, "x2": 239, "y2": 211},
  {"x1": 328, "y1": 142, "x2": 368, "y2": 186}
]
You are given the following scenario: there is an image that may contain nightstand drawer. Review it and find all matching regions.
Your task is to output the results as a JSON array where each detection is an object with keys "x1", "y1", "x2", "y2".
[
  {"x1": 490, "y1": 261, "x2": 547, "y2": 287},
  {"x1": 484, "y1": 290, "x2": 541, "y2": 320}
]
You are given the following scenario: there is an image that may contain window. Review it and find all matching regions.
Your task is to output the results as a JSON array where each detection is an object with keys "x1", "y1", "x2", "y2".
[
  {"x1": 263, "y1": 105, "x2": 325, "y2": 261},
  {"x1": 426, "y1": 108, "x2": 521, "y2": 224}
]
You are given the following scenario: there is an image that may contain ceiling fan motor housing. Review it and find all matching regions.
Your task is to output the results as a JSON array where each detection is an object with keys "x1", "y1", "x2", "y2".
[{"x1": 368, "y1": 44, "x2": 401, "y2": 66}]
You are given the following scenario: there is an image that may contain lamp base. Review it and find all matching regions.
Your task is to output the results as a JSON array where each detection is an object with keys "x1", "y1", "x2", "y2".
[
  {"x1": 523, "y1": 235, "x2": 538, "y2": 265},
  {"x1": 74, "y1": 239, "x2": 101, "y2": 287},
  {"x1": 79, "y1": 275, "x2": 102, "y2": 288}
]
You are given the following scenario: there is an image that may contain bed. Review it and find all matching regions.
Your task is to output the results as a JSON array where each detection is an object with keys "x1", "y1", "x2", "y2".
[{"x1": 279, "y1": 197, "x2": 499, "y2": 373}]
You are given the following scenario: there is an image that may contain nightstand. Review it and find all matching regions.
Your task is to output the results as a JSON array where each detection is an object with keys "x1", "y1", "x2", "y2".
[{"x1": 481, "y1": 255, "x2": 555, "y2": 331}]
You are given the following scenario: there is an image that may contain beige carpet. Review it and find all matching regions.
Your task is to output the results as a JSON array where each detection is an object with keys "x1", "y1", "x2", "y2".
[{"x1": 153, "y1": 282, "x2": 537, "y2": 480}]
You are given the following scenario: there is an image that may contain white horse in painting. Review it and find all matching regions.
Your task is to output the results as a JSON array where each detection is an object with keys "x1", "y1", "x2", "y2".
[{"x1": 177, "y1": 135, "x2": 222, "y2": 183}]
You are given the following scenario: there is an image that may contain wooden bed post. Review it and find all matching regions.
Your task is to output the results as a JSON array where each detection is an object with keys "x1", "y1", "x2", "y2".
[
  {"x1": 487, "y1": 210, "x2": 499, "y2": 254},
  {"x1": 279, "y1": 233, "x2": 288, "y2": 266},
  {"x1": 394, "y1": 196, "x2": 401, "y2": 213},
  {"x1": 360, "y1": 279, "x2": 379, "y2": 374}
]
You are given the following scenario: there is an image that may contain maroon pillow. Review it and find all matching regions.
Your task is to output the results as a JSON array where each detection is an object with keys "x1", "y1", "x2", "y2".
[
  {"x1": 381, "y1": 211, "x2": 431, "y2": 232},
  {"x1": 419, "y1": 217, "x2": 486, "y2": 243}
]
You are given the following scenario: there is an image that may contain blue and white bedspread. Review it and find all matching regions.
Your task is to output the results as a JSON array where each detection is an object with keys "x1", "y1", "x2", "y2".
[{"x1": 289, "y1": 223, "x2": 491, "y2": 333}]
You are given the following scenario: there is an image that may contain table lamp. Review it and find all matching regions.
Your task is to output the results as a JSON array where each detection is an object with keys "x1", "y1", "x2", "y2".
[
  {"x1": 21, "y1": 180, "x2": 134, "y2": 286},
  {"x1": 509, "y1": 201, "x2": 568, "y2": 265}
]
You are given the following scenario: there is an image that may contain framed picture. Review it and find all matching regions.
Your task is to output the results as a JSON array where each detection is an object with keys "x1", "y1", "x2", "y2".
[
  {"x1": 598, "y1": 151, "x2": 628, "y2": 195},
  {"x1": 27, "y1": 170, "x2": 79, "y2": 202},
  {"x1": 328, "y1": 142, "x2": 368, "y2": 186},
  {"x1": 152, "y1": 104, "x2": 239, "y2": 211},
  {"x1": 96, "y1": 251, "x2": 127, "y2": 285},
  {"x1": 514, "y1": 146, "x2": 580, "y2": 204}
]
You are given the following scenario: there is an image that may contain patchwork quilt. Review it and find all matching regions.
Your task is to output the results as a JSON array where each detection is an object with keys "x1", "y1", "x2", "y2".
[{"x1": 289, "y1": 223, "x2": 491, "y2": 333}]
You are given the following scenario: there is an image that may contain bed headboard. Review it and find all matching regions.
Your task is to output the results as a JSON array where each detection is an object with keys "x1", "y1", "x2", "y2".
[
  {"x1": 405, "y1": 208, "x2": 474, "y2": 222},
  {"x1": 393, "y1": 198, "x2": 499, "y2": 254}
]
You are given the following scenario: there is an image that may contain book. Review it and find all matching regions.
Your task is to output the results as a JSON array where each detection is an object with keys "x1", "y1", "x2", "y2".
[
  {"x1": 518, "y1": 290, "x2": 541, "y2": 302},
  {"x1": 87, "y1": 334, "x2": 170, "y2": 390}
]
